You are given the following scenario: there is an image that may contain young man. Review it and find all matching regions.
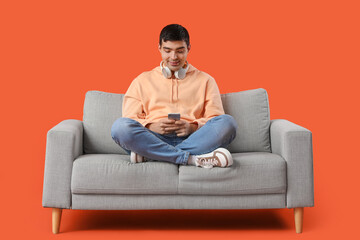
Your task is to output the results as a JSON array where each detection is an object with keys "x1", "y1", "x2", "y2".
[{"x1": 111, "y1": 24, "x2": 238, "y2": 168}]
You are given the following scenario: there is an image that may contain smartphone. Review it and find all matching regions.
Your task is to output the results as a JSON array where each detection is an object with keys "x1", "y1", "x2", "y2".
[{"x1": 168, "y1": 113, "x2": 180, "y2": 120}]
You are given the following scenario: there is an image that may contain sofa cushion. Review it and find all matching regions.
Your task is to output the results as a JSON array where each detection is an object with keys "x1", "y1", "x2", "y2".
[
  {"x1": 221, "y1": 88, "x2": 271, "y2": 152},
  {"x1": 83, "y1": 91, "x2": 127, "y2": 154},
  {"x1": 72, "y1": 153, "x2": 286, "y2": 196},
  {"x1": 178, "y1": 152, "x2": 286, "y2": 195},
  {"x1": 71, "y1": 154, "x2": 179, "y2": 194},
  {"x1": 83, "y1": 88, "x2": 271, "y2": 154}
]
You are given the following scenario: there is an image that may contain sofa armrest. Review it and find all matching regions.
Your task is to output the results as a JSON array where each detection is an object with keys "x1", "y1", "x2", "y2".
[
  {"x1": 42, "y1": 119, "x2": 83, "y2": 209},
  {"x1": 270, "y1": 119, "x2": 314, "y2": 208}
]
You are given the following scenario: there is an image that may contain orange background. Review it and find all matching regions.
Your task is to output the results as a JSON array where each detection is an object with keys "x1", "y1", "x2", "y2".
[{"x1": 1, "y1": 0, "x2": 359, "y2": 239}]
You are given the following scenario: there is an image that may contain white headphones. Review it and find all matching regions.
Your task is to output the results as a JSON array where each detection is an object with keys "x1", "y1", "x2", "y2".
[{"x1": 160, "y1": 61, "x2": 189, "y2": 79}]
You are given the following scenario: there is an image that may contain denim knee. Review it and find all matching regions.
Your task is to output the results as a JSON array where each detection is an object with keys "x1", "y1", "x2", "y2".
[
  {"x1": 111, "y1": 117, "x2": 137, "y2": 144},
  {"x1": 214, "y1": 114, "x2": 238, "y2": 146},
  {"x1": 214, "y1": 114, "x2": 238, "y2": 134}
]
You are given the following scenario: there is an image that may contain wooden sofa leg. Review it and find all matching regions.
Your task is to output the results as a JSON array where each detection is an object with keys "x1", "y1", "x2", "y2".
[
  {"x1": 294, "y1": 207, "x2": 304, "y2": 233},
  {"x1": 52, "y1": 208, "x2": 62, "y2": 234}
]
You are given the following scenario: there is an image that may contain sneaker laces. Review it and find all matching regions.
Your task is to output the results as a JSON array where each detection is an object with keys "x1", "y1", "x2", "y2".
[{"x1": 198, "y1": 156, "x2": 220, "y2": 168}]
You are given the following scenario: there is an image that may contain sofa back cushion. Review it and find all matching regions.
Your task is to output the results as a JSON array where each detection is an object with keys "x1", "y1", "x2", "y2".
[
  {"x1": 83, "y1": 88, "x2": 271, "y2": 154},
  {"x1": 222, "y1": 88, "x2": 271, "y2": 153},
  {"x1": 83, "y1": 91, "x2": 127, "y2": 154}
]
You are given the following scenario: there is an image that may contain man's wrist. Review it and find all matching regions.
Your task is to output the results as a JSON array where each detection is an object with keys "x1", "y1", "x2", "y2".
[{"x1": 190, "y1": 123, "x2": 198, "y2": 133}]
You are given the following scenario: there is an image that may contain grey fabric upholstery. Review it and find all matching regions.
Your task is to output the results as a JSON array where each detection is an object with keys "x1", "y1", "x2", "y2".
[
  {"x1": 83, "y1": 91, "x2": 127, "y2": 154},
  {"x1": 270, "y1": 119, "x2": 314, "y2": 208},
  {"x1": 221, "y1": 88, "x2": 271, "y2": 153},
  {"x1": 71, "y1": 152, "x2": 286, "y2": 196},
  {"x1": 71, "y1": 154, "x2": 179, "y2": 194},
  {"x1": 42, "y1": 120, "x2": 83, "y2": 209},
  {"x1": 178, "y1": 152, "x2": 286, "y2": 195},
  {"x1": 72, "y1": 193, "x2": 286, "y2": 210}
]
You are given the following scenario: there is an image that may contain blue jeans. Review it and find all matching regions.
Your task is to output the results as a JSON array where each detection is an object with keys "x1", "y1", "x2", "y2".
[{"x1": 111, "y1": 114, "x2": 237, "y2": 165}]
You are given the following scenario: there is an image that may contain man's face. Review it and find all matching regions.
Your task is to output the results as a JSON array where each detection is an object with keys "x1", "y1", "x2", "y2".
[{"x1": 159, "y1": 40, "x2": 190, "y2": 73}]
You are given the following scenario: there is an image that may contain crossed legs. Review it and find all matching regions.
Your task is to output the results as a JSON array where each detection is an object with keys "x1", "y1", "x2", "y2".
[{"x1": 111, "y1": 114, "x2": 238, "y2": 165}]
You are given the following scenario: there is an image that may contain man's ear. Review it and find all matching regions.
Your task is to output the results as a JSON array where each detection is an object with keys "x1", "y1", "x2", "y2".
[
  {"x1": 187, "y1": 44, "x2": 191, "y2": 52},
  {"x1": 158, "y1": 44, "x2": 161, "y2": 51}
]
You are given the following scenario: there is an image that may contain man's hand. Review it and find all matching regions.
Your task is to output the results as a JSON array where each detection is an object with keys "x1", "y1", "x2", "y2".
[
  {"x1": 147, "y1": 118, "x2": 177, "y2": 135},
  {"x1": 173, "y1": 120, "x2": 198, "y2": 137},
  {"x1": 147, "y1": 119, "x2": 197, "y2": 136}
]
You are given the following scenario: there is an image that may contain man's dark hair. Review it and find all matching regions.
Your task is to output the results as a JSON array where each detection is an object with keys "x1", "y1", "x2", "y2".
[{"x1": 159, "y1": 24, "x2": 190, "y2": 48}]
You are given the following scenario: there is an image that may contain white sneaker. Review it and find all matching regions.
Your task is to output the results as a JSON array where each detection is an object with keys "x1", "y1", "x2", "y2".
[
  {"x1": 130, "y1": 152, "x2": 146, "y2": 163},
  {"x1": 195, "y1": 148, "x2": 233, "y2": 168}
]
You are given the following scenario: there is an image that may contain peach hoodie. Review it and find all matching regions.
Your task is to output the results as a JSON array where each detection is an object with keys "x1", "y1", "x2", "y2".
[{"x1": 122, "y1": 63, "x2": 225, "y2": 130}]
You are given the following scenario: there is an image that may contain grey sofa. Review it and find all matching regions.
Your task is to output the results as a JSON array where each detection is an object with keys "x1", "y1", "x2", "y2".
[{"x1": 42, "y1": 88, "x2": 314, "y2": 234}]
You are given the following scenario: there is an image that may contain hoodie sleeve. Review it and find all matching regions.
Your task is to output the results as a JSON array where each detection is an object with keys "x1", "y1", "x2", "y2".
[
  {"x1": 191, "y1": 76, "x2": 225, "y2": 129},
  {"x1": 122, "y1": 78, "x2": 149, "y2": 127}
]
